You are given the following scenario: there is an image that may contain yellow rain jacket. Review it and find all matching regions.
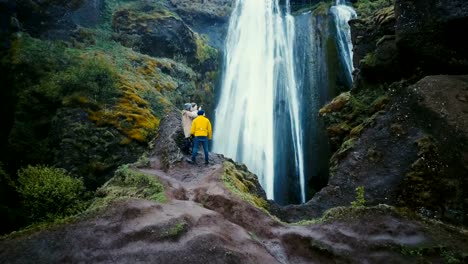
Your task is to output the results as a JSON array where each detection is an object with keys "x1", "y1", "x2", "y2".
[{"x1": 190, "y1": 115, "x2": 212, "y2": 139}]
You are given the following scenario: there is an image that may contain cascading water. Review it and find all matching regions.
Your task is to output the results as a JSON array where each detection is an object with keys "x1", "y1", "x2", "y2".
[
  {"x1": 213, "y1": 0, "x2": 357, "y2": 204},
  {"x1": 330, "y1": 0, "x2": 357, "y2": 87},
  {"x1": 213, "y1": 0, "x2": 306, "y2": 202}
]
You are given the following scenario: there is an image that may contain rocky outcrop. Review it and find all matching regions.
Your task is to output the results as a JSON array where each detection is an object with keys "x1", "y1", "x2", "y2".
[
  {"x1": 50, "y1": 108, "x2": 147, "y2": 188},
  {"x1": 112, "y1": 4, "x2": 198, "y2": 63},
  {"x1": 349, "y1": 5, "x2": 399, "y2": 86},
  {"x1": 395, "y1": 0, "x2": 468, "y2": 75},
  {"x1": 168, "y1": 0, "x2": 232, "y2": 49},
  {"x1": 5, "y1": 0, "x2": 104, "y2": 40},
  {"x1": 351, "y1": 0, "x2": 468, "y2": 87},
  {"x1": 169, "y1": 0, "x2": 232, "y2": 23}
]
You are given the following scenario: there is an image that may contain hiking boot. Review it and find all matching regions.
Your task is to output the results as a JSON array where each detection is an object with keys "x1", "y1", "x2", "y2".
[
  {"x1": 205, "y1": 160, "x2": 209, "y2": 165},
  {"x1": 186, "y1": 158, "x2": 197, "y2": 165}
]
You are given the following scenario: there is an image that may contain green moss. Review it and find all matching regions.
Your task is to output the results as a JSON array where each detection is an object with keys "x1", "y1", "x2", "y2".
[
  {"x1": 101, "y1": 0, "x2": 180, "y2": 30},
  {"x1": 88, "y1": 79, "x2": 160, "y2": 143},
  {"x1": 90, "y1": 165, "x2": 166, "y2": 211},
  {"x1": 162, "y1": 221, "x2": 187, "y2": 238},
  {"x1": 361, "y1": 52, "x2": 377, "y2": 67},
  {"x1": 351, "y1": 186, "x2": 366, "y2": 208},
  {"x1": 399, "y1": 135, "x2": 446, "y2": 209},
  {"x1": 222, "y1": 161, "x2": 268, "y2": 211},
  {"x1": 353, "y1": 0, "x2": 394, "y2": 19},
  {"x1": 320, "y1": 86, "x2": 387, "y2": 154},
  {"x1": 195, "y1": 33, "x2": 218, "y2": 64},
  {"x1": 110, "y1": 1, "x2": 180, "y2": 32}
]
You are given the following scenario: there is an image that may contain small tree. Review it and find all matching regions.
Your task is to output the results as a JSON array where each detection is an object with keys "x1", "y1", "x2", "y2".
[{"x1": 16, "y1": 165, "x2": 89, "y2": 223}]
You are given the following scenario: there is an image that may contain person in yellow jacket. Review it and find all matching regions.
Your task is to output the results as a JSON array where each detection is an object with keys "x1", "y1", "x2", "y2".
[{"x1": 188, "y1": 110, "x2": 212, "y2": 165}]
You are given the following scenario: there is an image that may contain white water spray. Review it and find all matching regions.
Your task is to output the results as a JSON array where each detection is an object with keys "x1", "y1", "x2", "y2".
[
  {"x1": 331, "y1": 0, "x2": 357, "y2": 83},
  {"x1": 213, "y1": 0, "x2": 306, "y2": 202}
]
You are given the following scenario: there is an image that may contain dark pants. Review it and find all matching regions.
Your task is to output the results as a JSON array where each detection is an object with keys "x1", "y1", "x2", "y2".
[
  {"x1": 192, "y1": 136, "x2": 209, "y2": 163},
  {"x1": 183, "y1": 137, "x2": 192, "y2": 154}
]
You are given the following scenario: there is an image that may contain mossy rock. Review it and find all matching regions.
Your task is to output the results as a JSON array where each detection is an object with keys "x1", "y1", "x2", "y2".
[
  {"x1": 91, "y1": 165, "x2": 166, "y2": 211},
  {"x1": 112, "y1": 2, "x2": 198, "y2": 63},
  {"x1": 222, "y1": 160, "x2": 268, "y2": 210}
]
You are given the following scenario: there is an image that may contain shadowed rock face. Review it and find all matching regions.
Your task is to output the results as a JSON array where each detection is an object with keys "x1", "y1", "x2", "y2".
[
  {"x1": 168, "y1": 0, "x2": 233, "y2": 49},
  {"x1": 351, "y1": 0, "x2": 468, "y2": 87},
  {"x1": 395, "y1": 0, "x2": 468, "y2": 75},
  {"x1": 5, "y1": 0, "x2": 104, "y2": 40},
  {"x1": 113, "y1": 7, "x2": 198, "y2": 62}
]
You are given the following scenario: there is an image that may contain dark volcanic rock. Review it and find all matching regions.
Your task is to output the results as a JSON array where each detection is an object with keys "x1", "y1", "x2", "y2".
[
  {"x1": 350, "y1": 6, "x2": 400, "y2": 86},
  {"x1": 10, "y1": 0, "x2": 104, "y2": 40},
  {"x1": 168, "y1": 0, "x2": 233, "y2": 49},
  {"x1": 113, "y1": 5, "x2": 198, "y2": 62},
  {"x1": 169, "y1": 0, "x2": 233, "y2": 23},
  {"x1": 395, "y1": 0, "x2": 468, "y2": 75}
]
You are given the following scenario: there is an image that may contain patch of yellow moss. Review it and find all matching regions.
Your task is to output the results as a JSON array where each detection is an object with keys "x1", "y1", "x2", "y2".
[
  {"x1": 222, "y1": 161, "x2": 268, "y2": 210},
  {"x1": 195, "y1": 33, "x2": 218, "y2": 63},
  {"x1": 319, "y1": 92, "x2": 351, "y2": 115},
  {"x1": 89, "y1": 76, "x2": 160, "y2": 143},
  {"x1": 135, "y1": 57, "x2": 178, "y2": 92}
]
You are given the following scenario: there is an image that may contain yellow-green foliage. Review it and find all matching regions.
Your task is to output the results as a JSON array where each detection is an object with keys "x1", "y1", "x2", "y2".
[
  {"x1": 361, "y1": 52, "x2": 377, "y2": 67},
  {"x1": 89, "y1": 77, "x2": 160, "y2": 143},
  {"x1": 91, "y1": 165, "x2": 165, "y2": 210},
  {"x1": 16, "y1": 165, "x2": 89, "y2": 223},
  {"x1": 136, "y1": 57, "x2": 178, "y2": 92},
  {"x1": 195, "y1": 33, "x2": 218, "y2": 63},
  {"x1": 222, "y1": 161, "x2": 268, "y2": 210}
]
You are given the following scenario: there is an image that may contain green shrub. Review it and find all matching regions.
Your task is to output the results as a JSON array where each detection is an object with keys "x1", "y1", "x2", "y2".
[{"x1": 16, "y1": 165, "x2": 89, "y2": 223}]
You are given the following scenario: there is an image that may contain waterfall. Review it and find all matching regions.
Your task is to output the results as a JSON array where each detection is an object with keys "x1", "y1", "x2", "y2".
[
  {"x1": 330, "y1": 0, "x2": 357, "y2": 86},
  {"x1": 213, "y1": 0, "x2": 306, "y2": 202}
]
